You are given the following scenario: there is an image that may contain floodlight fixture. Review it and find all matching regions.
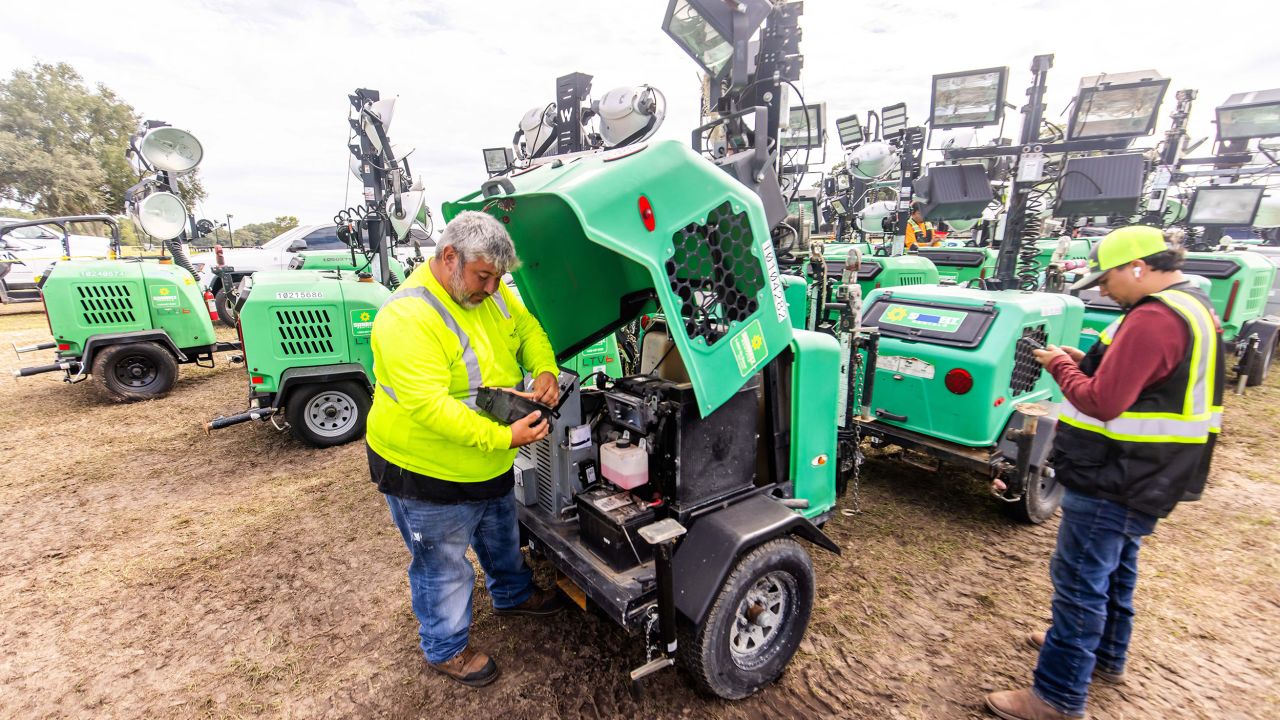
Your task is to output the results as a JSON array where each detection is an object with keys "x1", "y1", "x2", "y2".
[
  {"x1": 1054, "y1": 153, "x2": 1146, "y2": 217},
  {"x1": 1186, "y1": 185, "x2": 1266, "y2": 227},
  {"x1": 1067, "y1": 70, "x2": 1169, "y2": 141},
  {"x1": 1215, "y1": 88, "x2": 1280, "y2": 142},
  {"x1": 835, "y1": 172, "x2": 851, "y2": 191},
  {"x1": 930, "y1": 66, "x2": 1008, "y2": 129},
  {"x1": 835, "y1": 113, "x2": 865, "y2": 148},
  {"x1": 847, "y1": 141, "x2": 898, "y2": 180},
  {"x1": 829, "y1": 197, "x2": 849, "y2": 217},
  {"x1": 788, "y1": 197, "x2": 819, "y2": 231},
  {"x1": 133, "y1": 191, "x2": 189, "y2": 240},
  {"x1": 138, "y1": 126, "x2": 203, "y2": 173},
  {"x1": 914, "y1": 164, "x2": 993, "y2": 220},
  {"x1": 483, "y1": 147, "x2": 514, "y2": 175},
  {"x1": 594, "y1": 85, "x2": 667, "y2": 147},
  {"x1": 780, "y1": 102, "x2": 826, "y2": 150},
  {"x1": 858, "y1": 200, "x2": 896, "y2": 233},
  {"x1": 661, "y1": 0, "x2": 773, "y2": 85},
  {"x1": 881, "y1": 102, "x2": 908, "y2": 137}
]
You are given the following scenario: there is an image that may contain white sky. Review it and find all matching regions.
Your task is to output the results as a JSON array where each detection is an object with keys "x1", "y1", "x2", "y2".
[{"x1": 1, "y1": 0, "x2": 1275, "y2": 227}]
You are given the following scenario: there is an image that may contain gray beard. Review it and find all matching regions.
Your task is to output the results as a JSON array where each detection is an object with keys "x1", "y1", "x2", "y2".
[{"x1": 448, "y1": 262, "x2": 483, "y2": 309}]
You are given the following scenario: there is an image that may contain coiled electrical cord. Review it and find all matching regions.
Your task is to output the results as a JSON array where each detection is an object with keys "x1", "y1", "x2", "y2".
[{"x1": 1015, "y1": 181, "x2": 1053, "y2": 290}]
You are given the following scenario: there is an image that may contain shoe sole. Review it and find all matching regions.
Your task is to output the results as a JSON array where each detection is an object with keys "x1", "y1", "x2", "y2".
[
  {"x1": 430, "y1": 665, "x2": 501, "y2": 687},
  {"x1": 493, "y1": 606, "x2": 565, "y2": 618},
  {"x1": 1023, "y1": 635, "x2": 1125, "y2": 686}
]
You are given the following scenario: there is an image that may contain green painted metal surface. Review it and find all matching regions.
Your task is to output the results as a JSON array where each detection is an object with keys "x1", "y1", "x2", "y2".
[
  {"x1": 42, "y1": 259, "x2": 215, "y2": 356},
  {"x1": 235, "y1": 270, "x2": 388, "y2": 394},
  {"x1": 1183, "y1": 251, "x2": 1276, "y2": 341},
  {"x1": 862, "y1": 285, "x2": 1084, "y2": 447},
  {"x1": 443, "y1": 140, "x2": 794, "y2": 417},
  {"x1": 788, "y1": 330, "x2": 840, "y2": 517},
  {"x1": 855, "y1": 255, "x2": 940, "y2": 299}
]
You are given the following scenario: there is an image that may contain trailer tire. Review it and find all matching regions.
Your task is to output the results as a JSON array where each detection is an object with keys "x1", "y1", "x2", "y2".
[
  {"x1": 1005, "y1": 464, "x2": 1063, "y2": 524},
  {"x1": 678, "y1": 537, "x2": 814, "y2": 700},
  {"x1": 93, "y1": 341, "x2": 178, "y2": 402},
  {"x1": 214, "y1": 288, "x2": 238, "y2": 328},
  {"x1": 285, "y1": 381, "x2": 369, "y2": 447}
]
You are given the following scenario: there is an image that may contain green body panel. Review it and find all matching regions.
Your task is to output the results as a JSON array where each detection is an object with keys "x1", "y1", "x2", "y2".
[
  {"x1": 558, "y1": 335, "x2": 624, "y2": 379},
  {"x1": 788, "y1": 330, "x2": 840, "y2": 517},
  {"x1": 917, "y1": 247, "x2": 997, "y2": 285},
  {"x1": 292, "y1": 250, "x2": 409, "y2": 283},
  {"x1": 41, "y1": 259, "x2": 215, "y2": 356},
  {"x1": 863, "y1": 285, "x2": 1084, "y2": 447},
  {"x1": 781, "y1": 274, "x2": 807, "y2": 329},
  {"x1": 443, "y1": 140, "x2": 794, "y2": 417},
  {"x1": 855, "y1": 255, "x2": 939, "y2": 299},
  {"x1": 1183, "y1": 251, "x2": 1276, "y2": 341},
  {"x1": 236, "y1": 270, "x2": 389, "y2": 394}
]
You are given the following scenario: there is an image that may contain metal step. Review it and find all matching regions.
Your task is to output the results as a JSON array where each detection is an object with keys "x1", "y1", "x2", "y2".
[{"x1": 0, "y1": 279, "x2": 41, "y2": 304}]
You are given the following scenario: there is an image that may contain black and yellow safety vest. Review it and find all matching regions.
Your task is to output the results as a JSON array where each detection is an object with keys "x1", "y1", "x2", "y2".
[{"x1": 1052, "y1": 283, "x2": 1224, "y2": 518}]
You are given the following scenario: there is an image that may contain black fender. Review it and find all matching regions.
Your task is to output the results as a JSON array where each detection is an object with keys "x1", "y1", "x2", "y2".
[
  {"x1": 671, "y1": 494, "x2": 840, "y2": 626},
  {"x1": 1240, "y1": 316, "x2": 1280, "y2": 344},
  {"x1": 80, "y1": 330, "x2": 188, "y2": 370},
  {"x1": 276, "y1": 363, "x2": 372, "y2": 407}
]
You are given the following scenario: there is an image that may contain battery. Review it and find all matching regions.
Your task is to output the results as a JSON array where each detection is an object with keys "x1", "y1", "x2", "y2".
[{"x1": 576, "y1": 488, "x2": 654, "y2": 572}]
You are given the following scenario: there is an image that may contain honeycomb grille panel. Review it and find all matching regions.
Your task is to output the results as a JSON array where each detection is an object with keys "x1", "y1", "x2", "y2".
[
  {"x1": 77, "y1": 284, "x2": 137, "y2": 325},
  {"x1": 275, "y1": 308, "x2": 335, "y2": 356},
  {"x1": 664, "y1": 202, "x2": 764, "y2": 346},
  {"x1": 1011, "y1": 325, "x2": 1048, "y2": 396}
]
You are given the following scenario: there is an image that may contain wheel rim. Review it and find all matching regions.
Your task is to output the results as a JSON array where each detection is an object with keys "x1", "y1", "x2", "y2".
[
  {"x1": 303, "y1": 390, "x2": 358, "y2": 438},
  {"x1": 1030, "y1": 465, "x2": 1061, "y2": 513},
  {"x1": 112, "y1": 353, "x2": 160, "y2": 389},
  {"x1": 729, "y1": 570, "x2": 796, "y2": 671}
]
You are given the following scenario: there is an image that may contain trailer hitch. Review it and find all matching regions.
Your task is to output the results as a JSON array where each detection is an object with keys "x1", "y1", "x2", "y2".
[{"x1": 996, "y1": 402, "x2": 1049, "y2": 501}]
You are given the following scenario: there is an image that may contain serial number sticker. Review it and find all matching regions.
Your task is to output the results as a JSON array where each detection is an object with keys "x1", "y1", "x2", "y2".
[
  {"x1": 876, "y1": 355, "x2": 935, "y2": 380},
  {"x1": 1041, "y1": 304, "x2": 1062, "y2": 317},
  {"x1": 275, "y1": 291, "x2": 324, "y2": 299}
]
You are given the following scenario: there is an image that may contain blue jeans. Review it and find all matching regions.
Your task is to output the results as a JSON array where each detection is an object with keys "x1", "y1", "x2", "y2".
[
  {"x1": 1033, "y1": 488, "x2": 1158, "y2": 716},
  {"x1": 385, "y1": 491, "x2": 534, "y2": 664}
]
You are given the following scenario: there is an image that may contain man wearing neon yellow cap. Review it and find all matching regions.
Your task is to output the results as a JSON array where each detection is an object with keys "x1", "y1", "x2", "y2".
[{"x1": 986, "y1": 226, "x2": 1224, "y2": 720}]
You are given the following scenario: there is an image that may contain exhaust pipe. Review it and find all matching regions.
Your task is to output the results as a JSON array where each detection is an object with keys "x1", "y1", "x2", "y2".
[
  {"x1": 14, "y1": 360, "x2": 77, "y2": 377},
  {"x1": 205, "y1": 409, "x2": 273, "y2": 433},
  {"x1": 13, "y1": 341, "x2": 57, "y2": 354}
]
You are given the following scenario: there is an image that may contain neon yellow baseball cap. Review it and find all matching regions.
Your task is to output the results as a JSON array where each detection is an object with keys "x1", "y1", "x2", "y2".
[{"x1": 1070, "y1": 225, "x2": 1169, "y2": 291}]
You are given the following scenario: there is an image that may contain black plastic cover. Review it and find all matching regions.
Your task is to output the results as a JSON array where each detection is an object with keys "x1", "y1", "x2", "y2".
[
  {"x1": 1055, "y1": 153, "x2": 1145, "y2": 217},
  {"x1": 1180, "y1": 258, "x2": 1240, "y2": 279},
  {"x1": 916, "y1": 164, "x2": 993, "y2": 221},
  {"x1": 863, "y1": 295, "x2": 998, "y2": 348},
  {"x1": 917, "y1": 248, "x2": 988, "y2": 268}
]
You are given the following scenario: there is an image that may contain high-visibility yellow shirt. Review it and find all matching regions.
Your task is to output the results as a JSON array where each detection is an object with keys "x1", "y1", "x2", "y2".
[
  {"x1": 366, "y1": 264, "x2": 560, "y2": 482},
  {"x1": 905, "y1": 218, "x2": 934, "y2": 249}
]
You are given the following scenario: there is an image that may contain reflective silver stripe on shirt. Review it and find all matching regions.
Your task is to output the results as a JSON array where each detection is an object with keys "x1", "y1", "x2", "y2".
[
  {"x1": 378, "y1": 383, "x2": 398, "y2": 403},
  {"x1": 491, "y1": 290, "x2": 511, "y2": 319},
  {"x1": 383, "y1": 285, "x2": 483, "y2": 409}
]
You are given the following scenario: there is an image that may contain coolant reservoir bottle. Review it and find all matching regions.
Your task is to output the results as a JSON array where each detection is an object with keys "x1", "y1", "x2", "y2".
[{"x1": 599, "y1": 437, "x2": 648, "y2": 489}]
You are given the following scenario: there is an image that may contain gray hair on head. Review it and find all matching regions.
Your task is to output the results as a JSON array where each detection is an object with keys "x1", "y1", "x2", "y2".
[{"x1": 438, "y1": 211, "x2": 520, "y2": 273}]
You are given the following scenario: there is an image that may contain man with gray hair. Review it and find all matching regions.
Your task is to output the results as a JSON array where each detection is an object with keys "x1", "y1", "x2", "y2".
[{"x1": 366, "y1": 210, "x2": 565, "y2": 688}]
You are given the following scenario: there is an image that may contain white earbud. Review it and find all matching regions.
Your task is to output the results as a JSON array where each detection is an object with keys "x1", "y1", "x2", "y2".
[{"x1": 1133, "y1": 267, "x2": 1142, "y2": 279}]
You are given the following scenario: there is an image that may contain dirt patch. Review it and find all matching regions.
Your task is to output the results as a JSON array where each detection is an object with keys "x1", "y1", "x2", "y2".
[{"x1": 0, "y1": 309, "x2": 1276, "y2": 719}]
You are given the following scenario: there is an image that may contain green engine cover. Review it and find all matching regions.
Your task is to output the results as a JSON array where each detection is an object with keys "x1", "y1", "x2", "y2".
[
  {"x1": 916, "y1": 247, "x2": 997, "y2": 286},
  {"x1": 862, "y1": 285, "x2": 1084, "y2": 447},
  {"x1": 291, "y1": 250, "x2": 410, "y2": 283},
  {"x1": 40, "y1": 259, "x2": 215, "y2": 355},
  {"x1": 443, "y1": 140, "x2": 795, "y2": 417},
  {"x1": 236, "y1": 270, "x2": 390, "y2": 393},
  {"x1": 855, "y1": 255, "x2": 940, "y2": 299},
  {"x1": 1182, "y1": 251, "x2": 1276, "y2": 341}
]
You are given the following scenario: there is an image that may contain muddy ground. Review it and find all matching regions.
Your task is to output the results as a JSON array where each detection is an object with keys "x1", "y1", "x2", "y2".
[{"x1": 0, "y1": 303, "x2": 1276, "y2": 719}]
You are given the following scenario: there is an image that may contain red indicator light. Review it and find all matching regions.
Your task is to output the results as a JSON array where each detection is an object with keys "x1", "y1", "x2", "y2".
[
  {"x1": 57, "y1": 343, "x2": 70, "y2": 351},
  {"x1": 944, "y1": 368, "x2": 973, "y2": 394},
  {"x1": 251, "y1": 376, "x2": 264, "y2": 385},
  {"x1": 994, "y1": 397, "x2": 1006, "y2": 407},
  {"x1": 1224, "y1": 280, "x2": 1240, "y2": 323},
  {"x1": 638, "y1": 196, "x2": 655, "y2": 232}
]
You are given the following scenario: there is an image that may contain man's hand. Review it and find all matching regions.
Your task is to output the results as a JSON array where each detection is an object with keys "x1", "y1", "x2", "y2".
[
  {"x1": 508, "y1": 410, "x2": 549, "y2": 448},
  {"x1": 1059, "y1": 345, "x2": 1085, "y2": 363},
  {"x1": 531, "y1": 371, "x2": 559, "y2": 407},
  {"x1": 1032, "y1": 344, "x2": 1070, "y2": 368}
]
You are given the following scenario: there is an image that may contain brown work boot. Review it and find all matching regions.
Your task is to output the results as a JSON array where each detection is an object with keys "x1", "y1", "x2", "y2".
[
  {"x1": 1025, "y1": 631, "x2": 1126, "y2": 685},
  {"x1": 494, "y1": 587, "x2": 565, "y2": 617},
  {"x1": 428, "y1": 646, "x2": 499, "y2": 687},
  {"x1": 985, "y1": 688, "x2": 1084, "y2": 720}
]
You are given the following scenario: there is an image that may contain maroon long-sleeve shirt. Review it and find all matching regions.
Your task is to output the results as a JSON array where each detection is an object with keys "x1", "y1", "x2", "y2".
[{"x1": 1047, "y1": 302, "x2": 1190, "y2": 421}]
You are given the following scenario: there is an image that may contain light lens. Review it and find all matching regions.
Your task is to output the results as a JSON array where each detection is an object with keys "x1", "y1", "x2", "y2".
[
  {"x1": 139, "y1": 127, "x2": 203, "y2": 173},
  {"x1": 136, "y1": 192, "x2": 189, "y2": 240},
  {"x1": 945, "y1": 368, "x2": 974, "y2": 394}
]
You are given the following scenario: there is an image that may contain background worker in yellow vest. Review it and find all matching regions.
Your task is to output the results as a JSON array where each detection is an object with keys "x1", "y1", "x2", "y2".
[
  {"x1": 985, "y1": 226, "x2": 1224, "y2": 720},
  {"x1": 365, "y1": 211, "x2": 565, "y2": 688},
  {"x1": 904, "y1": 201, "x2": 935, "y2": 250}
]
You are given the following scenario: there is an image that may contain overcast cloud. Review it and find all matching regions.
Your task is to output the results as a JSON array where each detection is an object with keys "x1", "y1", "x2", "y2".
[{"x1": 1, "y1": 0, "x2": 1274, "y2": 227}]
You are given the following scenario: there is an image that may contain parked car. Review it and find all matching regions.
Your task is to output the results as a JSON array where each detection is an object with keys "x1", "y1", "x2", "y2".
[
  {"x1": 189, "y1": 223, "x2": 434, "y2": 325},
  {"x1": 1, "y1": 218, "x2": 114, "y2": 301}
]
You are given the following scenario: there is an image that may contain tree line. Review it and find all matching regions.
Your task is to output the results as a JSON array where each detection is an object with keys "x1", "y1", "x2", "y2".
[{"x1": 0, "y1": 62, "x2": 290, "y2": 246}]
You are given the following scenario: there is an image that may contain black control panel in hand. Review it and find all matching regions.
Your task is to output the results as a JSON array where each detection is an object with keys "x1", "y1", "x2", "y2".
[{"x1": 474, "y1": 372, "x2": 576, "y2": 425}]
